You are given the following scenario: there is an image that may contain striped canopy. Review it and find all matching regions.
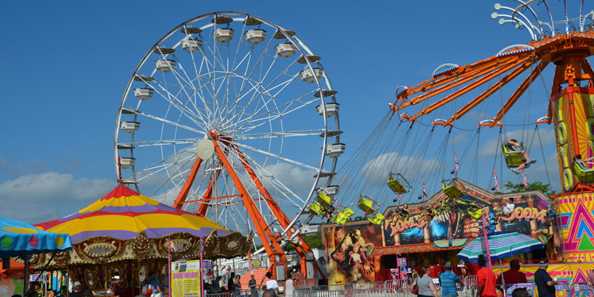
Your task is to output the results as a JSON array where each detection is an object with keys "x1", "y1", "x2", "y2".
[
  {"x1": 457, "y1": 232, "x2": 544, "y2": 262},
  {"x1": 37, "y1": 185, "x2": 227, "y2": 244},
  {"x1": 0, "y1": 217, "x2": 71, "y2": 257}
]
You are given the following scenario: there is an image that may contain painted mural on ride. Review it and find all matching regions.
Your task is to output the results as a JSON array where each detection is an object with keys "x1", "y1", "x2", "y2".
[{"x1": 321, "y1": 179, "x2": 554, "y2": 286}]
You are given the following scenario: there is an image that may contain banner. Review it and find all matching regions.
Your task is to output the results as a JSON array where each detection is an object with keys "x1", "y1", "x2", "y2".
[{"x1": 171, "y1": 260, "x2": 202, "y2": 297}]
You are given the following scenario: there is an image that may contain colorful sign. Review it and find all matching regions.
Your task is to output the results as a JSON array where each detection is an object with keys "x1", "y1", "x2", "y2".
[
  {"x1": 555, "y1": 192, "x2": 594, "y2": 262},
  {"x1": 171, "y1": 260, "x2": 202, "y2": 297},
  {"x1": 383, "y1": 182, "x2": 552, "y2": 248},
  {"x1": 320, "y1": 222, "x2": 382, "y2": 285}
]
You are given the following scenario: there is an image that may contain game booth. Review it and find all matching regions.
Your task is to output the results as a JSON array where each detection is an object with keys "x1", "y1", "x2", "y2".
[{"x1": 321, "y1": 179, "x2": 560, "y2": 286}]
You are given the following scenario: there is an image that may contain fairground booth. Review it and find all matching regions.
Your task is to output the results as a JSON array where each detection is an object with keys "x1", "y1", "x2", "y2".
[{"x1": 320, "y1": 179, "x2": 558, "y2": 286}]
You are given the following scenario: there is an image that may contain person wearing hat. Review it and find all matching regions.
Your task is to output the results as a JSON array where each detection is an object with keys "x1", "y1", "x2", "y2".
[
  {"x1": 534, "y1": 261, "x2": 556, "y2": 297},
  {"x1": 439, "y1": 262, "x2": 462, "y2": 297}
]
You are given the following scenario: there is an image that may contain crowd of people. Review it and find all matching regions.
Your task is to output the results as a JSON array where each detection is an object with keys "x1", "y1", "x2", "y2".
[
  {"x1": 412, "y1": 255, "x2": 559, "y2": 297},
  {"x1": 201, "y1": 266, "x2": 300, "y2": 297}
]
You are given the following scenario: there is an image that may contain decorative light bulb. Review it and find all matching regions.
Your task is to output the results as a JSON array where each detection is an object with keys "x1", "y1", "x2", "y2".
[
  {"x1": 491, "y1": 12, "x2": 499, "y2": 19},
  {"x1": 494, "y1": 3, "x2": 502, "y2": 10}
]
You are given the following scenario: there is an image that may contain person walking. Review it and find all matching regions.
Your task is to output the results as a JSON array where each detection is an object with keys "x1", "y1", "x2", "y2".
[
  {"x1": 284, "y1": 272, "x2": 295, "y2": 297},
  {"x1": 439, "y1": 262, "x2": 462, "y2": 297},
  {"x1": 232, "y1": 275, "x2": 242, "y2": 297},
  {"x1": 249, "y1": 273, "x2": 259, "y2": 297},
  {"x1": 417, "y1": 266, "x2": 439, "y2": 297},
  {"x1": 534, "y1": 261, "x2": 556, "y2": 297},
  {"x1": 264, "y1": 272, "x2": 278, "y2": 297},
  {"x1": 228, "y1": 272, "x2": 236, "y2": 293},
  {"x1": 477, "y1": 255, "x2": 497, "y2": 297}
]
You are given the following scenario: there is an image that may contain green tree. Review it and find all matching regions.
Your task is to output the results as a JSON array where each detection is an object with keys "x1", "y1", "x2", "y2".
[
  {"x1": 503, "y1": 181, "x2": 553, "y2": 195},
  {"x1": 285, "y1": 233, "x2": 323, "y2": 252}
]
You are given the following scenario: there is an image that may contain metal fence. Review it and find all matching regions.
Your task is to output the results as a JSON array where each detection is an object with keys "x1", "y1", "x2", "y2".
[{"x1": 293, "y1": 280, "x2": 594, "y2": 297}]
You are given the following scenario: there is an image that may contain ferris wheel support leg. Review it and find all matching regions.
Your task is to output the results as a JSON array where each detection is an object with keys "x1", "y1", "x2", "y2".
[
  {"x1": 210, "y1": 135, "x2": 285, "y2": 277},
  {"x1": 231, "y1": 144, "x2": 323, "y2": 278},
  {"x1": 173, "y1": 157, "x2": 203, "y2": 209},
  {"x1": 196, "y1": 168, "x2": 222, "y2": 216}
]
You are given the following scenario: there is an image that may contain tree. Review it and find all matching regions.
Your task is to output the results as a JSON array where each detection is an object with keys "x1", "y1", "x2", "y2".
[
  {"x1": 285, "y1": 233, "x2": 323, "y2": 252},
  {"x1": 503, "y1": 181, "x2": 553, "y2": 195}
]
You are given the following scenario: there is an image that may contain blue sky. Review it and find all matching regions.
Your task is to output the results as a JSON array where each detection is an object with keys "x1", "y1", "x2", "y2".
[{"x1": 0, "y1": 1, "x2": 550, "y2": 222}]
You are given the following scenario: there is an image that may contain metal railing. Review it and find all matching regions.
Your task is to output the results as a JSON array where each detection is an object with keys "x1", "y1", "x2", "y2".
[
  {"x1": 207, "y1": 279, "x2": 594, "y2": 297},
  {"x1": 295, "y1": 277, "x2": 479, "y2": 297}
]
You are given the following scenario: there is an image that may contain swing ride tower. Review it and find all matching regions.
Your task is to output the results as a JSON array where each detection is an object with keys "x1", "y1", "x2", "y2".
[{"x1": 391, "y1": 2, "x2": 594, "y2": 262}]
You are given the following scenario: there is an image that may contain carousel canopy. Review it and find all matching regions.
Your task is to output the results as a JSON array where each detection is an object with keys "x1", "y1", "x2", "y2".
[
  {"x1": 37, "y1": 184, "x2": 227, "y2": 244},
  {"x1": 32, "y1": 185, "x2": 247, "y2": 267},
  {"x1": 0, "y1": 217, "x2": 71, "y2": 257}
]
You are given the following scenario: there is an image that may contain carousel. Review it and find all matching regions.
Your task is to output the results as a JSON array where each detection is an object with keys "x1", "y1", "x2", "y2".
[{"x1": 33, "y1": 184, "x2": 248, "y2": 296}]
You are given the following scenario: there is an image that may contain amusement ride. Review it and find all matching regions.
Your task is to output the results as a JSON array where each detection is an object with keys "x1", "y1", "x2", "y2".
[
  {"x1": 309, "y1": 0, "x2": 594, "y2": 264},
  {"x1": 113, "y1": 11, "x2": 344, "y2": 276}
]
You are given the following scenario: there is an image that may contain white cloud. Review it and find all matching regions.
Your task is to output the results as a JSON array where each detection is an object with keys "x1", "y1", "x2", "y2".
[
  {"x1": 0, "y1": 172, "x2": 112, "y2": 223},
  {"x1": 362, "y1": 152, "x2": 438, "y2": 185},
  {"x1": 256, "y1": 162, "x2": 315, "y2": 197}
]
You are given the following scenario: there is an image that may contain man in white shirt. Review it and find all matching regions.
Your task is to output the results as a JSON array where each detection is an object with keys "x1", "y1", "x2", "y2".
[{"x1": 264, "y1": 272, "x2": 278, "y2": 297}]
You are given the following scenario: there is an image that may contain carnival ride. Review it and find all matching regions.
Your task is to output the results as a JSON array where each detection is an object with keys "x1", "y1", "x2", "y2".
[
  {"x1": 114, "y1": 11, "x2": 344, "y2": 276},
  {"x1": 314, "y1": 0, "x2": 594, "y2": 262}
]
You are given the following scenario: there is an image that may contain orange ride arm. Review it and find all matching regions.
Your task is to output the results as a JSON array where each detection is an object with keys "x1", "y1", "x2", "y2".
[
  {"x1": 447, "y1": 60, "x2": 534, "y2": 125},
  {"x1": 409, "y1": 56, "x2": 534, "y2": 121},
  {"x1": 398, "y1": 54, "x2": 521, "y2": 100},
  {"x1": 490, "y1": 60, "x2": 549, "y2": 125},
  {"x1": 396, "y1": 55, "x2": 529, "y2": 112}
]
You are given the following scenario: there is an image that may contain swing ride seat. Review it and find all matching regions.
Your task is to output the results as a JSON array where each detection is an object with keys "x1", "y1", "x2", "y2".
[
  {"x1": 358, "y1": 196, "x2": 377, "y2": 215},
  {"x1": 367, "y1": 213, "x2": 385, "y2": 225},
  {"x1": 332, "y1": 208, "x2": 354, "y2": 225},
  {"x1": 501, "y1": 144, "x2": 527, "y2": 168},
  {"x1": 441, "y1": 181, "x2": 463, "y2": 199},
  {"x1": 316, "y1": 191, "x2": 334, "y2": 208},
  {"x1": 574, "y1": 159, "x2": 594, "y2": 183},
  {"x1": 387, "y1": 173, "x2": 410, "y2": 194},
  {"x1": 308, "y1": 201, "x2": 327, "y2": 216}
]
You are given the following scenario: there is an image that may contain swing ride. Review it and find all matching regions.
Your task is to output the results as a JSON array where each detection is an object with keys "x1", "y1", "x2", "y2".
[
  {"x1": 311, "y1": 0, "x2": 594, "y2": 264},
  {"x1": 114, "y1": 11, "x2": 344, "y2": 276}
]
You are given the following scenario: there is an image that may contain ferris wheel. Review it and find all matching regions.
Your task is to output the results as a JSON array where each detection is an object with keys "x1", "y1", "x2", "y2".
[{"x1": 114, "y1": 11, "x2": 343, "y2": 270}]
